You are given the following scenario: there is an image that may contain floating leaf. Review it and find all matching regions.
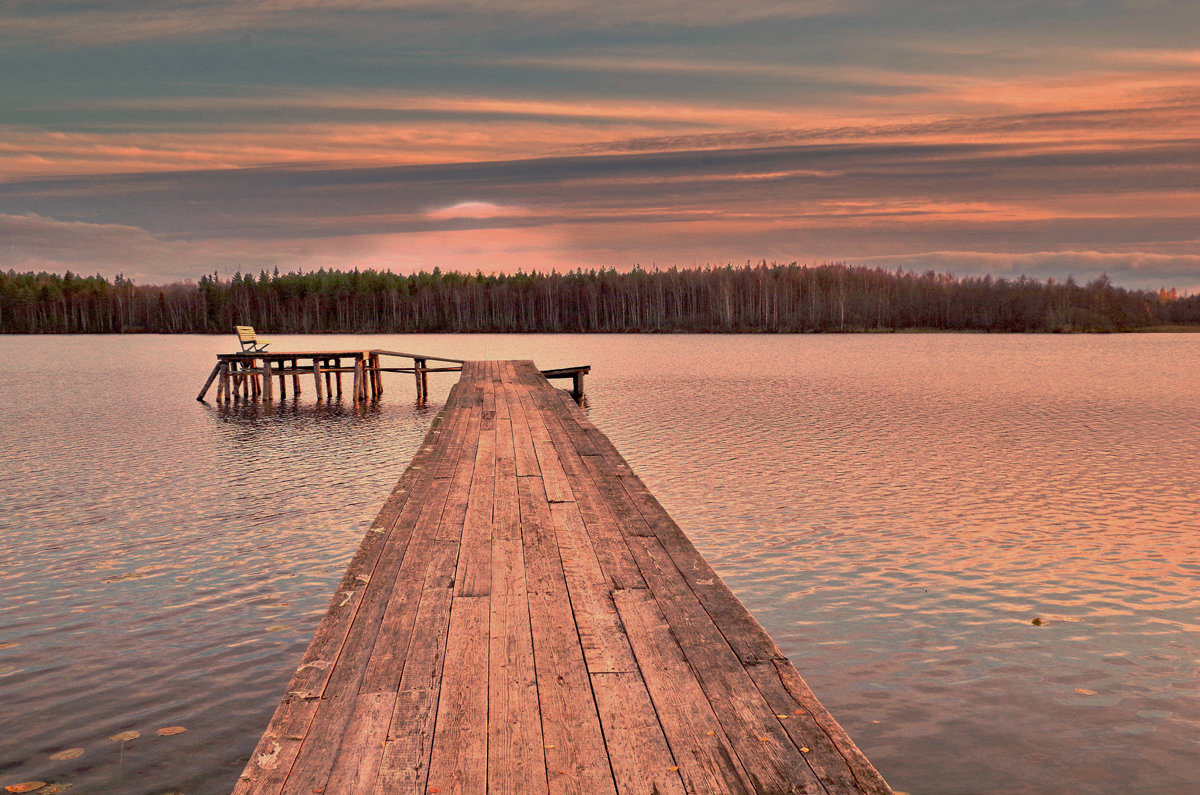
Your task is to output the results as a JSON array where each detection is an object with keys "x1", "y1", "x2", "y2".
[
  {"x1": 38, "y1": 785, "x2": 73, "y2": 794},
  {"x1": 4, "y1": 783, "x2": 46, "y2": 793},
  {"x1": 1031, "y1": 617, "x2": 1043, "y2": 626},
  {"x1": 156, "y1": 726, "x2": 187, "y2": 736},
  {"x1": 109, "y1": 731, "x2": 139, "y2": 742},
  {"x1": 49, "y1": 748, "x2": 84, "y2": 760},
  {"x1": 1075, "y1": 688, "x2": 1097, "y2": 696},
  {"x1": 0, "y1": 642, "x2": 19, "y2": 650}
]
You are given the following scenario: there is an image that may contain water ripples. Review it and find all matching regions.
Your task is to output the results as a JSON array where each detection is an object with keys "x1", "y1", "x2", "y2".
[{"x1": 2, "y1": 333, "x2": 1198, "y2": 794}]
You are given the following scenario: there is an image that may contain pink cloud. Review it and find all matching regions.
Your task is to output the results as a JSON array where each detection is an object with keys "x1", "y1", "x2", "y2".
[{"x1": 425, "y1": 201, "x2": 527, "y2": 221}]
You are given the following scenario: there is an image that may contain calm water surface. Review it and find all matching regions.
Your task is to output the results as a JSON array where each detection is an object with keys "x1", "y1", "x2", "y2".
[{"x1": 1, "y1": 334, "x2": 1197, "y2": 794}]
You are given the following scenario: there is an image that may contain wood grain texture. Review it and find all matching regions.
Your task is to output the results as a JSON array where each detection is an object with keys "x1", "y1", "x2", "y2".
[{"x1": 237, "y1": 361, "x2": 891, "y2": 795}]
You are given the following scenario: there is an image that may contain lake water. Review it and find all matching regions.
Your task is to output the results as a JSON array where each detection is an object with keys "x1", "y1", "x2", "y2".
[{"x1": 1, "y1": 333, "x2": 1198, "y2": 795}]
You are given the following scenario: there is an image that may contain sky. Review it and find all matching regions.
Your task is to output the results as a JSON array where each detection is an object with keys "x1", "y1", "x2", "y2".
[{"x1": 1, "y1": 0, "x2": 1198, "y2": 289}]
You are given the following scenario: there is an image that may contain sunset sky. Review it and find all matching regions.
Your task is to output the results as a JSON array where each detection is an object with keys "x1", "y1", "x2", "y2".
[{"x1": 2, "y1": 1, "x2": 1198, "y2": 288}]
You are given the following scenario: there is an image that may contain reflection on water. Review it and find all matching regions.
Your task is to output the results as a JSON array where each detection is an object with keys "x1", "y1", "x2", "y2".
[{"x1": 1, "y1": 333, "x2": 1198, "y2": 794}]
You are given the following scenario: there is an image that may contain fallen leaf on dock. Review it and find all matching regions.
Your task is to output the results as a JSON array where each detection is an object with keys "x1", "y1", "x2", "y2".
[
  {"x1": 49, "y1": 748, "x2": 84, "y2": 760},
  {"x1": 156, "y1": 726, "x2": 187, "y2": 736},
  {"x1": 800, "y1": 747, "x2": 810, "y2": 753},
  {"x1": 4, "y1": 783, "x2": 46, "y2": 793},
  {"x1": 1075, "y1": 688, "x2": 1097, "y2": 696},
  {"x1": 668, "y1": 766, "x2": 679, "y2": 772},
  {"x1": 109, "y1": 731, "x2": 139, "y2": 742}
]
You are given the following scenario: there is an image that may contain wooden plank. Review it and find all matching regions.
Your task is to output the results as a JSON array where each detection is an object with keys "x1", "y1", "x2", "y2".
[
  {"x1": 513, "y1": 377, "x2": 575, "y2": 504},
  {"x1": 373, "y1": 584, "x2": 454, "y2": 792},
  {"x1": 503, "y1": 362, "x2": 542, "y2": 478},
  {"x1": 617, "y1": 472, "x2": 783, "y2": 664},
  {"x1": 489, "y1": 584, "x2": 547, "y2": 792},
  {"x1": 492, "y1": 369, "x2": 520, "y2": 543},
  {"x1": 455, "y1": 391, "x2": 495, "y2": 598},
  {"x1": 580, "y1": 454, "x2": 656, "y2": 538},
  {"x1": 611, "y1": 588, "x2": 755, "y2": 794},
  {"x1": 531, "y1": 396, "x2": 646, "y2": 592},
  {"x1": 425, "y1": 595, "x2": 490, "y2": 795},
  {"x1": 625, "y1": 536, "x2": 824, "y2": 795},
  {"x1": 761, "y1": 659, "x2": 894, "y2": 795},
  {"x1": 517, "y1": 475, "x2": 618, "y2": 795},
  {"x1": 434, "y1": 404, "x2": 481, "y2": 541},
  {"x1": 323, "y1": 541, "x2": 458, "y2": 793},
  {"x1": 590, "y1": 671, "x2": 688, "y2": 795},
  {"x1": 548, "y1": 501, "x2": 637, "y2": 674}
]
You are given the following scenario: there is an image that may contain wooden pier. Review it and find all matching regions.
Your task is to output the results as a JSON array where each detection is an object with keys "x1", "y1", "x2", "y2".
[
  {"x1": 234, "y1": 361, "x2": 891, "y2": 794},
  {"x1": 197, "y1": 349, "x2": 589, "y2": 404}
]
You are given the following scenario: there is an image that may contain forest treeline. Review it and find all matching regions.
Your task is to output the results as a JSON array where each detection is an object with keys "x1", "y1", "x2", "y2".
[{"x1": 2, "y1": 262, "x2": 1197, "y2": 334}]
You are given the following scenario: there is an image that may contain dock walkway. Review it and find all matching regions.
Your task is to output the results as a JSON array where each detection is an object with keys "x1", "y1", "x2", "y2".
[{"x1": 235, "y1": 361, "x2": 891, "y2": 794}]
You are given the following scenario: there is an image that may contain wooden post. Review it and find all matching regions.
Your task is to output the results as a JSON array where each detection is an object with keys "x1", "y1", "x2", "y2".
[
  {"x1": 313, "y1": 358, "x2": 325, "y2": 401},
  {"x1": 415, "y1": 358, "x2": 426, "y2": 403},
  {"x1": 572, "y1": 371, "x2": 585, "y2": 402},
  {"x1": 352, "y1": 357, "x2": 362, "y2": 403},
  {"x1": 420, "y1": 360, "x2": 429, "y2": 401},
  {"x1": 326, "y1": 359, "x2": 335, "y2": 397},
  {"x1": 371, "y1": 353, "x2": 382, "y2": 397},
  {"x1": 218, "y1": 361, "x2": 230, "y2": 402},
  {"x1": 261, "y1": 358, "x2": 273, "y2": 402},
  {"x1": 240, "y1": 362, "x2": 249, "y2": 399},
  {"x1": 334, "y1": 358, "x2": 343, "y2": 397},
  {"x1": 197, "y1": 363, "x2": 221, "y2": 401},
  {"x1": 292, "y1": 358, "x2": 301, "y2": 395}
]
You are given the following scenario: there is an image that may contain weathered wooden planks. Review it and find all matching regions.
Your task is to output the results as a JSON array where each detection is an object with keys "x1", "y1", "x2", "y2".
[{"x1": 236, "y1": 360, "x2": 892, "y2": 795}]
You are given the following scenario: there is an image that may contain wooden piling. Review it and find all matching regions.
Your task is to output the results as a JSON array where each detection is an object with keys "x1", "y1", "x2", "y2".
[{"x1": 261, "y1": 359, "x2": 273, "y2": 402}]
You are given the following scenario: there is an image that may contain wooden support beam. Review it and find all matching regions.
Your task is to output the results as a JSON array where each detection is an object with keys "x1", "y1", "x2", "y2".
[
  {"x1": 313, "y1": 359, "x2": 325, "y2": 401},
  {"x1": 197, "y1": 363, "x2": 221, "y2": 401}
]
